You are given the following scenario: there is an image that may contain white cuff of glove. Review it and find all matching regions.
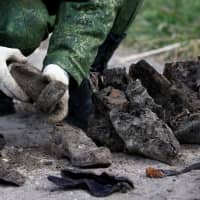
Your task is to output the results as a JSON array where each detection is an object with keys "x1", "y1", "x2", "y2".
[{"x1": 43, "y1": 64, "x2": 69, "y2": 86}]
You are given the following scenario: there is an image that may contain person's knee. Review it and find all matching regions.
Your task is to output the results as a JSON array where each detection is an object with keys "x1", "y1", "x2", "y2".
[{"x1": 0, "y1": 1, "x2": 49, "y2": 55}]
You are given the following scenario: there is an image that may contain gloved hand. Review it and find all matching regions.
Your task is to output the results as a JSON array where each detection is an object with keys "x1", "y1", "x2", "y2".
[
  {"x1": 0, "y1": 46, "x2": 29, "y2": 101},
  {"x1": 43, "y1": 64, "x2": 69, "y2": 123}
]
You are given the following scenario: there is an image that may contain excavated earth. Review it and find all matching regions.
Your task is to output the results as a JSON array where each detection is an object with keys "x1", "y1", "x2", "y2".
[{"x1": 0, "y1": 43, "x2": 200, "y2": 200}]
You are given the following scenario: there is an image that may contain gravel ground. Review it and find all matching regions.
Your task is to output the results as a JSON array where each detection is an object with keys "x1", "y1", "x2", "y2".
[{"x1": 0, "y1": 147, "x2": 200, "y2": 200}]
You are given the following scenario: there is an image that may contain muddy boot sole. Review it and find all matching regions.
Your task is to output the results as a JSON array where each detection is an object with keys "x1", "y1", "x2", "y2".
[
  {"x1": 51, "y1": 124, "x2": 112, "y2": 168},
  {"x1": 174, "y1": 114, "x2": 200, "y2": 144},
  {"x1": 110, "y1": 108, "x2": 180, "y2": 164}
]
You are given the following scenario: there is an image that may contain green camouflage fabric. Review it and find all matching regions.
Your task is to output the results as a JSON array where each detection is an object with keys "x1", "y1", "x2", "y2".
[
  {"x1": 0, "y1": 0, "x2": 49, "y2": 55},
  {"x1": 111, "y1": 0, "x2": 143, "y2": 35},
  {"x1": 0, "y1": 0, "x2": 143, "y2": 85}
]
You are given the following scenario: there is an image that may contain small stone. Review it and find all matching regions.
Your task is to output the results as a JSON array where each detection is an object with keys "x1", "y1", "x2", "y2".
[
  {"x1": 18, "y1": 148, "x2": 23, "y2": 153},
  {"x1": 167, "y1": 189, "x2": 173, "y2": 193},
  {"x1": 40, "y1": 159, "x2": 53, "y2": 166},
  {"x1": 1, "y1": 158, "x2": 9, "y2": 163}
]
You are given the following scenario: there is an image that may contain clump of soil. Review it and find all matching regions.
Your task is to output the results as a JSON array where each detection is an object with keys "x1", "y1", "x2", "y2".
[{"x1": 87, "y1": 58, "x2": 200, "y2": 164}]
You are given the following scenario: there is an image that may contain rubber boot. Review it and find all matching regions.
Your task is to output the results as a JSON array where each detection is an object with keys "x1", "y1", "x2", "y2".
[{"x1": 68, "y1": 78, "x2": 94, "y2": 130}]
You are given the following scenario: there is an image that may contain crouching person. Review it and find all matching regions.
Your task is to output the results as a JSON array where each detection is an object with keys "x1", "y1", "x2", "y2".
[{"x1": 0, "y1": 0, "x2": 143, "y2": 129}]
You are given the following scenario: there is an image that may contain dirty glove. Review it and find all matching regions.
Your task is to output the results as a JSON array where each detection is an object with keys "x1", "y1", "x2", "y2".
[
  {"x1": 48, "y1": 168, "x2": 134, "y2": 197},
  {"x1": 0, "y1": 47, "x2": 29, "y2": 101},
  {"x1": 43, "y1": 64, "x2": 69, "y2": 123}
]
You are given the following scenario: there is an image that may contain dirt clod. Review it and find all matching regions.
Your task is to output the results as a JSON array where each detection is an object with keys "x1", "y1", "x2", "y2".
[
  {"x1": 146, "y1": 167, "x2": 165, "y2": 178},
  {"x1": 110, "y1": 108, "x2": 180, "y2": 164}
]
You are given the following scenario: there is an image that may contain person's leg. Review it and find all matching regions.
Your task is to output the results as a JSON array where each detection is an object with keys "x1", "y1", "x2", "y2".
[
  {"x1": 43, "y1": 0, "x2": 124, "y2": 129},
  {"x1": 91, "y1": 0, "x2": 143, "y2": 73},
  {"x1": 0, "y1": 0, "x2": 50, "y2": 114}
]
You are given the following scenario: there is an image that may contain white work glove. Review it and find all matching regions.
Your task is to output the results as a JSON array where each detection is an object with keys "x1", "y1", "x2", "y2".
[
  {"x1": 43, "y1": 64, "x2": 69, "y2": 123},
  {"x1": 0, "y1": 46, "x2": 29, "y2": 101}
]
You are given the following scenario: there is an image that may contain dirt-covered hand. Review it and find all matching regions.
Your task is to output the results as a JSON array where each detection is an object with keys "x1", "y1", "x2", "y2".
[
  {"x1": 0, "y1": 47, "x2": 29, "y2": 101},
  {"x1": 43, "y1": 64, "x2": 69, "y2": 123}
]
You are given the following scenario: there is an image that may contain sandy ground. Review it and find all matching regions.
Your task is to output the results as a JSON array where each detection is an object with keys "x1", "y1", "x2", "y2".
[
  {"x1": 0, "y1": 145, "x2": 200, "y2": 200},
  {"x1": 0, "y1": 40, "x2": 200, "y2": 200}
]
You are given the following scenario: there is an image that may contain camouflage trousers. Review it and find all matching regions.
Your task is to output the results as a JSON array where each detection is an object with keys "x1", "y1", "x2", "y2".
[{"x1": 0, "y1": 0, "x2": 143, "y2": 84}]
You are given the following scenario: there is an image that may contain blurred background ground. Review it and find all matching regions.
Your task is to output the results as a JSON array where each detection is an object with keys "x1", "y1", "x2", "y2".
[
  {"x1": 123, "y1": 0, "x2": 200, "y2": 62},
  {"x1": 29, "y1": 0, "x2": 200, "y2": 72}
]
